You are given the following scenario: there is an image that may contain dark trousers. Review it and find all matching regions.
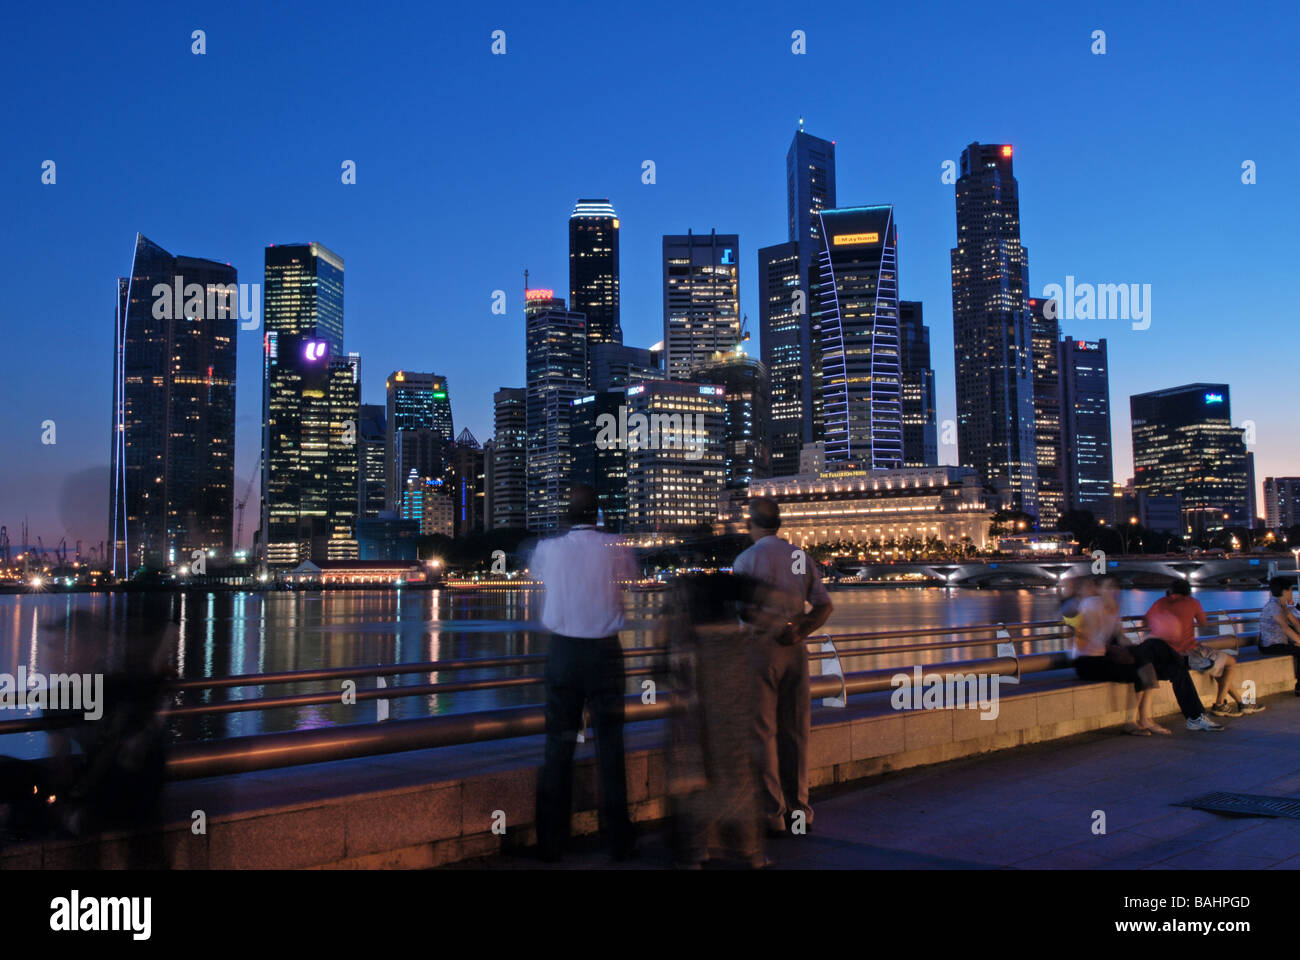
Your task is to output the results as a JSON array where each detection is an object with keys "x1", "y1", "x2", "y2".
[
  {"x1": 535, "y1": 634, "x2": 632, "y2": 859},
  {"x1": 752, "y1": 639, "x2": 811, "y2": 829},
  {"x1": 1259, "y1": 642, "x2": 1300, "y2": 681},
  {"x1": 1075, "y1": 640, "x2": 1204, "y2": 719}
]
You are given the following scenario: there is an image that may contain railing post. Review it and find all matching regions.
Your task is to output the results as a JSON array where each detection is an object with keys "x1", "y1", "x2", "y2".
[
  {"x1": 995, "y1": 624, "x2": 1021, "y2": 684},
  {"x1": 814, "y1": 634, "x2": 847, "y2": 707},
  {"x1": 376, "y1": 675, "x2": 390, "y2": 722}
]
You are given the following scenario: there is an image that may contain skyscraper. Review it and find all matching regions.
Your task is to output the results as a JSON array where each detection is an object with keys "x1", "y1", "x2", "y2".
[
  {"x1": 451, "y1": 428, "x2": 486, "y2": 538},
  {"x1": 1130, "y1": 384, "x2": 1250, "y2": 537},
  {"x1": 570, "y1": 391, "x2": 630, "y2": 531},
  {"x1": 662, "y1": 230, "x2": 740, "y2": 380},
  {"x1": 950, "y1": 142, "x2": 1038, "y2": 516},
  {"x1": 525, "y1": 289, "x2": 586, "y2": 533},
  {"x1": 815, "y1": 206, "x2": 903, "y2": 469},
  {"x1": 384, "y1": 371, "x2": 454, "y2": 510},
  {"x1": 1058, "y1": 337, "x2": 1114, "y2": 522},
  {"x1": 491, "y1": 387, "x2": 527, "y2": 531},
  {"x1": 357, "y1": 403, "x2": 387, "y2": 520},
  {"x1": 569, "y1": 199, "x2": 621, "y2": 351},
  {"x1": 898, "y1": 301, "x2": 938, "y2": 468},
  {"x1": 787, "y1": 126, "x2": 837, "y2": 248},
  {"x1": 758, "y1": 240, "x2": 804, "y2": 476},
  {"x1": 587, "y1": 342, "x2": 663, "y2": 394},
  {"x1": 1264, "y1": 477, "x2": 1300, "y2": 531},
  {"x1": 624, "y1": 380, "x2": 725, "y2": 533},
  {"x1": 1029, "y1": 298, "x2": 1064, "y2": 527},
  {"x1": 110, "y1": 234, "x2": 237, "y2": 574},
  {"x1": 261, "y1": 241, "x2": 352, "y2": 564},
  {"x1": 690, "y1": 350, "x2": 771, "y2": 489}
]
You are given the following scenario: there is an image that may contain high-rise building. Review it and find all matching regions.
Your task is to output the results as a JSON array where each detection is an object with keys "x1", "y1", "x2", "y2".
[
  {"x1": 1058, "y1": 337, "x2": 1114, "y2": 522},
  {"x1": 261, "y1": 241, "x2": 352, "y2": 565},
  {"x1": 758, "y1": 240, "x2": 804, "y2": 477},
  {"x1": 525, "y1": 290, "x2": 586, "y2": 533},
  {"x1": 1029, "y1": 298, "x2": 1063, "y2": 527},
  {"x1": 110, "y1": 234, "x2": 237, "y2": 574},
  {"x1": 1264, "y1": 477, "x2": 1300, "y2": 531},
  {"x1": 570, "y1": 391, "x2": 630, "y2": 531},
  {"x1": 400, "y1": 470, "x2": 453, "y2": 538},
  {"x1": 689, "y1": 350, "x2": 770, "y2": 489},
  {"x1": 662, "y1": 230, "x2": 740, "y2": 380},
  {"x1": 357, "y1": 403, "x2": 387, "y2": 520},
  {"x1": 1130, "y1": 384, "x2": 1250, "y2": 537},
  {"x1": 898, "y1": 301, "x2": 938, "y2": 469},
  {"x1": 451, "y1": 428, "x2": 486, "y2": 538},
  {"x1": 950, "y1": 142, "x2": 1038, "y2": 516},
  {"x1": 787, "y1": 126, "x2": 837, "y2": 249},
  {"x1": 385, "y1": 371, "x2": 454, "y2": 510},
  {"x1": 587, "y1": 342, "x2": 663, "y2": 394},
  {"x1": 491, "y1": 387, "x2": 527, "y2": 531},
  {"x1": 624, "y1": 380, "x2": 725, "y2": 534},
  {"x1": 569, "y1": 199, "x2": 621, "y2": 351},
  {"x1": 815, "y1": 206, "x2": 903, "y2": 469}
]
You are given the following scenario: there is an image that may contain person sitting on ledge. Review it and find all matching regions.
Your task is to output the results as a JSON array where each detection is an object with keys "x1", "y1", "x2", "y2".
[
  {"x1": 1257, "y1": 576, "x2": 1300, "y2": 696},
  {"x1": 1144, "y1": 580, "x2": 1263, "y2": 718},
  {"x1": 1072, "y1": 576, "x2": 1223, "y2": 735}
]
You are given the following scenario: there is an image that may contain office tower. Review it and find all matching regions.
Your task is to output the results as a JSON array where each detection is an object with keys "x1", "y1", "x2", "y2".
[
  {"x1": 1058, "y1": 337, "x2": 1114, "y2": 522},
  {"x1": 815, "y1": 206, "x2": 903, "y2": 469},
  {"x1": 569, "y1": 199, "x2": 621, "y2": 351},
  {"x1": 491, "y1": 387, "x2": 527, "y2": 531},
  {"x1": 758, "y1": 240, "x2": 805, "y2": 476},
  {"x1": 320, "y1": 354, "x2": 360, "y2": 559},
  {"x1": 451, "y1": 428, "x2": 486, "y2": 538},
  {"x1": 950, "y1": 142, "x2": 1038, "y2": 516},
  {"x1": 385, "y1": 371, "x2": 454, "y2": 510},
  {"x1": 1246, "y1": 452, "x2": 1257, "y2": 525},
  {"x1": 898, "y1": 301, "x2": 938, "y2": 468},
  {"x1": 1264, "y1": 477, "x2": 1300, "y2": 531},
  {"x1": 788, "y1": 126, "x2": 837, "y2": 247},
  {"x1": 588, "y1": 342, "x2": 663, "y2": 394},
  {"x1": 1130, "y1": 384, "x2": 1250, "y2": 537},
  {"x1": 110, "y1": 233, "x2": 237, "y2": 574},
  {"x1": 689, "y1": 351, "x2": 770, "y2": 488},
  {"x1": 570, "y1": 391, "x2": 630, "y2": 531},
  {"x1": 482, "y1": 439, "x2": 496, "y2": 530},
  {"x1": 1029, "y1": 298, "x2": 1063, "y2": 527},
  {"x1": 400, "y1": 470, "x2": 453, "y2": 538},
  {"x1": 357, "y1": 403, "x2": 387, "y2": 520},
  {"x1": 662, "y1": 230, "x2": 740, "y2": 380},
  {"x1": 525, "y1": 289, "x2": 587, "y2": 533},
  {"x1": 261, "y1": 241, "x2": 350, "y2": 564},
  {"x1": 624, "y1": 380, "x2": 726, "y2": 533}
]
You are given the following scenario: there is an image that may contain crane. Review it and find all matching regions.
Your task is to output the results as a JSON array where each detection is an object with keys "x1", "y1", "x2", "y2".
[{"x1": 235, "y1": 469, "x2": 258, "y2": 555}]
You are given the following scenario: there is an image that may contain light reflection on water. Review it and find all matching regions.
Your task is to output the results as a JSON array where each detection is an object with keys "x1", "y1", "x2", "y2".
[{"x1": 0, "y1": 586, "x2": 1267, "y2": 759}]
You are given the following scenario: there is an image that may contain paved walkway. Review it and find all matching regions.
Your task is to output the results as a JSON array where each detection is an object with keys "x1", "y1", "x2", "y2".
[{"x1": 456, "y1": 691, "x2": 1300, "y2": 869}]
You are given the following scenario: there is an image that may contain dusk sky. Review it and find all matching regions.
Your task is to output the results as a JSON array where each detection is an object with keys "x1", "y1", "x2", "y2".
[{"x1": 3, "y1": 0, "x2": 1297, "y2": 553}]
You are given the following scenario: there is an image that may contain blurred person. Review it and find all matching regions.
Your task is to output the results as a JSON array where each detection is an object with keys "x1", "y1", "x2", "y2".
[
  {"x1": 1145, "y1": 580, "x2": 1262, "y2": 718},
  {"x1": 733, "y1": 497, "x2": 833, "y2": 835},
  {"x1": 1059, "y1": 575, "x2": 1097, "y2": 653},
  {"x1": 665, "y1": 572, "x2": 767, "y2": 869},
  {"x1": 531, "y1": 484, "x2": 638, "y2": 862},
  {"x1": 1258, "y1": 576, "x2": 1300, "y2": 696}
]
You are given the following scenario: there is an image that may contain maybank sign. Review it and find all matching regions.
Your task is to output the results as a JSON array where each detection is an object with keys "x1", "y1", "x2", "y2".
[{"x1": 832, "y1": 232, "x2": 879, "y2": 246}]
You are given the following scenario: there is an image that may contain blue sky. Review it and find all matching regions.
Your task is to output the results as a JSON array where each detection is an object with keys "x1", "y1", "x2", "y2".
[{"x1": 3, "y1": 0, "x2": 1297, "y2": 552}]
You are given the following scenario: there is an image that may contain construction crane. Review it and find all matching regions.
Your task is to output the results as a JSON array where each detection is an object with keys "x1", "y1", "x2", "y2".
[{"x1": 235, "y1": 470, "x2": 258, "y2": 555}]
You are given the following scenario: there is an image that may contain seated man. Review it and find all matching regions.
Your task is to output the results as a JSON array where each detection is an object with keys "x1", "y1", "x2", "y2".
[
  {"x1": 1144, "y1": 580, "x2": 1263, "y2": 718},
  {"x1": 1257, "y1": 576, "x2": 1300, "y2": 696}
]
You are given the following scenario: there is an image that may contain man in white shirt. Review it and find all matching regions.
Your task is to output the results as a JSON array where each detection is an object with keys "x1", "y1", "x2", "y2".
[{"x1": 531, "y1": 484, "x2": 638, "y2": 862}]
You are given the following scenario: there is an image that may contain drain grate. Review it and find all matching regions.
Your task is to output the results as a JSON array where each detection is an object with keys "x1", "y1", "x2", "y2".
[{"x1": 1176, "y1": 791, "x2": 1300, "y2": 819}]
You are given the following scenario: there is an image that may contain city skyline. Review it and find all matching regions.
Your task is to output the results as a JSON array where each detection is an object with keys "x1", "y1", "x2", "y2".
[{"x1": 5, "y1": 3, "x2": 1298, "y2": 552}]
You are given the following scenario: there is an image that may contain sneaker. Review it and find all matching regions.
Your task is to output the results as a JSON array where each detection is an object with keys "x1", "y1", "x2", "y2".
[
  {"x1": 1237, "y1": 702, "x2": 1266, "y2": 715},
  {"x1": 1186, "y1": 715, "x2": 1225, "y2": 732},
  {"x1": 1208, "y1": 702, "x2": 1239, "y2": 718}
]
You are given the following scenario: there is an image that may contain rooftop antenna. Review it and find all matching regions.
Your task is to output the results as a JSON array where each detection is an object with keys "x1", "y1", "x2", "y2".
[{"x1": 798, "y1": 116, "x2": 804, "y2": 132}]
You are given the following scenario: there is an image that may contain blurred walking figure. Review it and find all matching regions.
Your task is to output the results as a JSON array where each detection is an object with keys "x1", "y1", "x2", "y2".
[
  {"x1": 531, "y1": 484, "x2": 638, "y2": 862},
  {"x1": 665, "y1": 572, "x2": 766, "y2": 868},
  {"x1": 734, "y1": 497, "x2": 833, "y2": 835}
]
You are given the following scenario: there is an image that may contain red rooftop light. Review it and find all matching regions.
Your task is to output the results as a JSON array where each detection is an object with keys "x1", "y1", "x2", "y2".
[{"x1": 1001, "y1": 145, "x2": 1013, "y2": 157}]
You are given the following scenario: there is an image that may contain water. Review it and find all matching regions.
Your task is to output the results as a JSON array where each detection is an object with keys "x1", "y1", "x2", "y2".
[{"x1": 0, "y1": 586, "x2": 1268, "y2": 759}]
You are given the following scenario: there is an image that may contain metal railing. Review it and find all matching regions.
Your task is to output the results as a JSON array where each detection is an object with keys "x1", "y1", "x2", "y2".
[{"x1": 0, "y1": 610, "x2": 1269, "y2": 779}]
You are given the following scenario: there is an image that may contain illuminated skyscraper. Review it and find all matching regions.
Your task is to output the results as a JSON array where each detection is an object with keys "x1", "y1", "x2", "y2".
[
  {"x1": 758, "y1": 240, "x2": 804, "y2": 476},
  {"x1": 525, "y1": 290, "x2": 586, "y2": 533},
  {"x1": 950, "y1": 142, "x2": 1038, "y2": 516},
  {"x1": 1029, "y1": 297, "x2": 1064, "y2": 527},
  {"x1": 384, "y1": 371, "x2": 454, "y2": 510},
  {"x1": 815, "y1": 206, "x2": 903, "y2": 469},
  {"x1": 689, "y1": 350, "x2": 770, "y2": 489},
  {"x1": 898, "y1": 301, "x2": 937, "y2": 468},
  {"x1": 1130, "y1": 384, "x2": 1249, "y2": 537},
  {"x1": 1058, "y1": 336, "x2": 1113, "y2": 522},
  {"x1": 261, "y1": 241, "x2": 356, "y2": 564},
  {"x1": 491, "y1": 387, "x2": 527, "y2": 531},
  {"x1": 662, "y1": 231, "x2": 740, "y2": 380},
  {"x1": 569, "y1": 199, "x2": 621, "y2": 351},
  {"x1": 110, "y1": 234, "x2": 237, "y2": 574}
]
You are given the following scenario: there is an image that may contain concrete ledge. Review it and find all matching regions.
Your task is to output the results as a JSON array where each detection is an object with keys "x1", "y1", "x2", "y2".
[{"x1": 3, "y1": 648, "x2": 1293, "y2": 870}]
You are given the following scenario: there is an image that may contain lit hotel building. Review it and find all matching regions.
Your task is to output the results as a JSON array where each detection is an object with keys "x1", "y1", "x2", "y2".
[
  {"x1": 719, "y1": 465, "x2": 998, "y2": 551},
  {"x1": 624, "y1": 380, "x2": 726, "y2": 535}
]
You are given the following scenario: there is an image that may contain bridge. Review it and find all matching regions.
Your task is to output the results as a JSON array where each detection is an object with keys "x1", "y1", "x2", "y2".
[
  {"x1": 1, "y1": 607, "x2": 1297, "y2": 869},
  {"x1": 844, "y1": 555, "x2": 1299, "y2": 588}
]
